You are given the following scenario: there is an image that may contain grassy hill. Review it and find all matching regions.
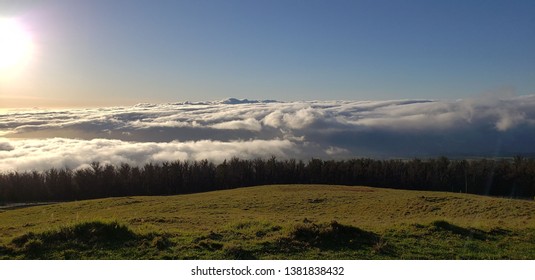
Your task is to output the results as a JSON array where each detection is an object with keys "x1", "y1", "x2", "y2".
[{"x1": 1, "y1": 185, "x2": 534, "y2": 259}]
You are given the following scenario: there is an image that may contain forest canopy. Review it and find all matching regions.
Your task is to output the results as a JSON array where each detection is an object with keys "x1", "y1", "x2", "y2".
[{"x1": 1, "y1": 156, "x2": 534, "y2": 203}]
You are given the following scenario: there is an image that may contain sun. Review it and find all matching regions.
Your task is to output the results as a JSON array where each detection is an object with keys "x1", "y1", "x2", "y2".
[{"x1": 0, "y1": 18, "x2": 34, "y2": 73}]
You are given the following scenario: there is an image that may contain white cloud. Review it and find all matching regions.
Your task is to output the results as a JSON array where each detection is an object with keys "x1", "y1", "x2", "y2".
[
  {"x1": 0, "y1": 138, "x2": 298, "y2": 171},
  {"x1": 211, "y1": 118, "x2": 262, "y2": 131},
  {"x1": 1, "y1": 96, "x2": 535, "y2": 171},
  {"x1": 325, "y1": 146, "x2": 349, "y2": 156}
]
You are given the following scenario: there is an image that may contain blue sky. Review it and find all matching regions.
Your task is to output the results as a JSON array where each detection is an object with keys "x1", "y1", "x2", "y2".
[{"x1": 1, "y1": 0, "x2": 534, "y2": 107}]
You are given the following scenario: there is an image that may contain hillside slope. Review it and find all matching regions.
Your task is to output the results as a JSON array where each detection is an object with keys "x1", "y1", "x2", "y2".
[{"x1": 1, "y1": 185, "x2": 534, "y2": 259}]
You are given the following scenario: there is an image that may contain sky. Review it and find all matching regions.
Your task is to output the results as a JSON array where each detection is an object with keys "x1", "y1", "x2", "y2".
[
  {"x1": 1, "y1": 1, "x2": 535, "y2": 169},
  {"x1": 0, "y1": 0, "x2": 534, "y2": 107}
]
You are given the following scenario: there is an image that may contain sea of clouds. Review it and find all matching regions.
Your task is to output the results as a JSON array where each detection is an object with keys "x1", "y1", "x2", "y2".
[{"x1": 1, "y1": 96, "x2": 535, "y2": 171}]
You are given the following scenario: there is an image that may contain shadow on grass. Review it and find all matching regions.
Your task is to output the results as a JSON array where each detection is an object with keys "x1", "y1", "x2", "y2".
[
  {"x1": 12, "y1": 221, "x2": 135, "y2": 247},
  {"x1": 8, "y1": 221, "x2": 174, "y2": 259},
  {"x1": 223, "y1": 243, "x2": 257, "y2": 260},
  {"x1": 263, "y1": 220, "x2": 387, "y2": 257},
  {"x1": 192, "y1": 220, "x2": 388, "y2": 259},
  {"x1": 429, "y1": 220, "x2": 510, "y2": 241},
  {"x1": 289, "y1": 221, "x2": 378, "y2": 250},
  {"x1": 4, "y1": 219, "x2": 520, "y2": 259},
  {"x1": 0, "y1": 245, "x2": 14, "y2": 259}
]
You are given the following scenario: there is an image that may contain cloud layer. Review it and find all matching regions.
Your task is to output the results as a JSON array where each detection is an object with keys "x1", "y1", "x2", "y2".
[{"x1": 1, "y1": 96, "x2": 535, "y2": 171}]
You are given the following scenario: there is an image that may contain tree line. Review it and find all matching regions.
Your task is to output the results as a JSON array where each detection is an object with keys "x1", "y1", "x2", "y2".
[{"x1": 1, "y1": 156, "x2": 535, "y2": 203}]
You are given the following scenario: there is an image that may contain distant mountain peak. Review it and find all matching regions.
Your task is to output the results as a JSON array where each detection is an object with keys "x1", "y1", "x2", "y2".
[{"x1": 219, "y1": 98, "x2": 279, "y2": 104}]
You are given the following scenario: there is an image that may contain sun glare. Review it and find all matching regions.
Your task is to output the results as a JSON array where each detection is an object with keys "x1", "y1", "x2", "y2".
[{"x1": 0, "y1": 18, "x2": 34, "y2": 74}]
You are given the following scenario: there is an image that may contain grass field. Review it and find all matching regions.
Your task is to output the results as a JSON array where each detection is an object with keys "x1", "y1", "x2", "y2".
[{"x1": 1, "y1": 185, "x2": 534, "y2": 259}]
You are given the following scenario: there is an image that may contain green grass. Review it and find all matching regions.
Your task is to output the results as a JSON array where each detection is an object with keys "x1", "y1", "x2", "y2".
[{"x1": 0, "y1": 184, "x2": 534, "y2": 259}]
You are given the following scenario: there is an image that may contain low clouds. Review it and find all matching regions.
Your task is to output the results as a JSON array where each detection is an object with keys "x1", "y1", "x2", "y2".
[
  {"x1": 1, "y1": 96, "x2": 535, "y2": 171},
  {"x1": 264, "y1": 107, "x2": 323, "y2": 129},
  {"x1": 0, "y1": 138, "x2": 297, "y2": 171},
  {"x1": 211, "y1": 118, "x2": 262, "y2": 131}
]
